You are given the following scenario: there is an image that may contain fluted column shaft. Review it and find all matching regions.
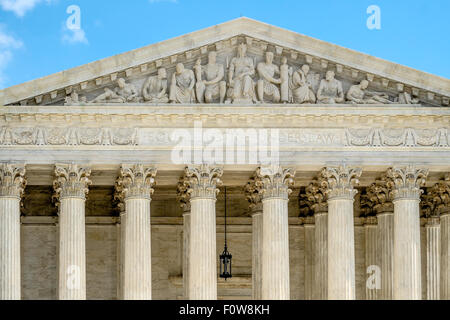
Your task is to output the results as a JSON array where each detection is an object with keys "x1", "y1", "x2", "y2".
[
  {"x1": 183, "y1": 212, "x2": 191, "y2": 300},
  {"x1": 261, "y1": 197, "x2": 290, "y2": 300},
  {"x1": 364, "y1": 218, "x2": 378, "y2": 300},
  {"x1": 426, "y1": 218, "x2": 440, "y2": 300},
  {"x1": 389, "y1": 166, "x2": 427, "y2": 300},
  {"x1": 0, "y1": 197, "x2": 21, "y2": 300},
  {"x1": 189, "y1": 197, "x2": 217, "y2": 300},
  {"x1": 393, "y1": 198, "x2": 422, "y2": 299},
  {"x1": 377, "y1": 212, "x2": 394, "y2": 300},
  {"x1": 0, "y1": 164, "x2": 25, "y2": 301},
  {"x1": 123, "y1": 198, "x2": 152, "y2": 300},
  {"x1": 251, "y1": 210, "x2": 263, "y2": 300},
  {"x1": 58, "y1": 197, "x2": 87, "y2": 300},
  {"x1": 54, "y1": 164, "x2": 91, "y2": 301},
  {"x1": 328, "y1": 198, "x2": 356, "y2": 300},
  {"x1": 304, "y1": 221, "x2": 315, "y2": 300},
  {"x1": 186, "y1": 165, "x2": 222, "y2": 300},
  {"x1": 324, "y1": 166, "x2": 361, "y2": 300},
  {"x1": 442, "y1": 214, "x2": 450, "y2": 300},
  {"x1": 258, "y1": 166, "x2": 294, "y2": 300},
  {"x1": 117, "y1": 164, "x2": 157, "y2": 300},
  {"x1": 314, "y1": 212, "x2": 328, "y2": 300}
]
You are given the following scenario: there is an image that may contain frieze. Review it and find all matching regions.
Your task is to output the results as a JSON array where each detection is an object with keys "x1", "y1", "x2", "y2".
[{"x1": 1, "y1": 126, "x2": 450, "y2": 148}]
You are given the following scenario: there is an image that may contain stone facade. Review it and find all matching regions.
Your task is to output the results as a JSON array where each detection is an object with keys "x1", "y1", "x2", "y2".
[{"x1": 1, "y1": 18, "x2": 449, "y2": 300}]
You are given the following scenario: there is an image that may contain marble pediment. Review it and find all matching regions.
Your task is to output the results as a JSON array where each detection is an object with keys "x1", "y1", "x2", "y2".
[{"x1": 1, "y1": 17, "x2": 449, "y2": 107}]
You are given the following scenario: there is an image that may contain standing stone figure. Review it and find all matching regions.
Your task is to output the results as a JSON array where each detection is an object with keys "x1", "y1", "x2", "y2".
[
  {"x1": 142, "y1": 68, "x2": 169, "y2": 103},
  {"x1": 194, "y1": 51, "x2": 227, "y2": 104},
  {"x1": 290, "y1": 64, "x2": 317, "y2": 104},
  {"x1": 228, "y1": 43, "x2": 257, "y2": 104},
  {"x1": 317, "y1": 71, "x2": 344, "y2": 104},
  {"x1": 346, "y1": 80, "x2": 392, "y2": 104},
  {"x1": 91, "y1": 78, "x2": 139, "y2": 103},
  {"x1": 169, "y1": 63, "x2": 196, "y2": 104},
  {"x1": 256, "y1": 51, "x2": 282, "y2": 103},
  {"x1": 280, "y1": 57, "x2": 290, "y2": 103}
]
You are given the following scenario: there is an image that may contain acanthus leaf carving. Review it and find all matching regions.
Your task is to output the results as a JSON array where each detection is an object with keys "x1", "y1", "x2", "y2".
[
  {"x1": 387, "y1": 165, "x2": 428, "y2": 200},
  {"x1": 364, "y1": 173, "x2": 395, "y2": 214},
  {"x1": 53, "y1": 163, "x2": 92, "y2": 202},
  {"x1": 421, "y1": 175, "x2": 450, "y2": 217},
  {"x1": 322, "y1": 165, "x2": 362, "y2": 200},
  {"x1": 299, "y1": 174, "x2": 328, "y2": 216},
  {"x1": 185, "y1": 164, "x2": 223, "y2": 200},
  {"x1": 0, "y1": 163, "x2": 27, "y2": 199},
  {"x1": 117, "y1": 164, "x2": 157, "y2": 200},
  {"x1": 256, "y1": 165, "x2": 295, "y2": 200},
  {"x1": 176, "y1": 174, "x2": 191, "y2": 212},
  {"x1": 244, "y1": 174, "x2": 263, "y2": 213}
]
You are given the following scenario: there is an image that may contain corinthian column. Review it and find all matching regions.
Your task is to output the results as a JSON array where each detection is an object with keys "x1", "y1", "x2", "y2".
[
  {"x1": 245, "y1": 175, "x2": 263, "y2": 300},
  {"x1": 54, "y1": 164, "x2": 91, "y2": 300},
  {"x1": 0, "y1": 164, "x2": 26, "y2": 300},
  {"x1": 388, "y1": 165, "x2": 428, "y2": 300},
  {"x1": 323, "y1": 165, "x2": 362, "y2": 300},
  {"x1": 301, "y1": 177, "x2": 328, "y2": 300},
  {"x1": 177, "y1": 176, "x2": 191, "y2": 300},
  {"x1": 257, "y1": 165, "x2": 295, "y2": 300},
  {"x1": 366, "y1": 175, "x2": 394, "y2": 300},
  {"x1": 422, "y1": 176, "x2": 450, "y2": 299},
  {"x1": 185, "y1": 165, "x2": 223, "y2": 300},
  {"x1": 116, "y1": 164, "x2": 157, "y2": 300}
]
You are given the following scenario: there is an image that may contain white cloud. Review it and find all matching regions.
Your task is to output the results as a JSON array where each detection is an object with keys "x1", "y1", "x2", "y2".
[
  {"x1": 62, "y1": 26, "x2": 88, "y2": 45},
  {"x1": 0, "y1": 26, "x2": 23, "y2": 88},
  {"x1": 0, "y1": 0, "x2": 53, "y2": 17}
]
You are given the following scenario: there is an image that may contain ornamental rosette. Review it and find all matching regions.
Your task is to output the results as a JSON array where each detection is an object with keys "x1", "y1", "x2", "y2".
[
  {"x1": 185, "y1": 165, "x2": 223, "y2": 200},
  {"x1": 322, "y1": 165, "x2": 362, "y2": 200},
  {"x1": 177, "y1": 175, "x2": 191, "y2": 212},
  {"x1": 244, "y1": 174, "x2": 263, "y2": 213},
  {"x1": 421, "y1": 174, "x2": 450, "y2": 217},
  {"x1": 256, "y1": 165, "x2": 295, "y2": 200},
  {"x1": 0, "y1": 163, "x2": 27, "y2": 198},
  {"x1": 364, "y1": 173, "x2": 395, "y2": 214},
  {"x1": 387, "y1": 165, "x2": 428, "y2": 201},
  {"x1": 53, "y1": 164, "x2": 92, "y2": 201},
  {"x1": 117, "y1": 164, "x2": 157, "y2": 200},
  {"x1": 299, "y1": 175, "x2": 328, "y2": 216}
]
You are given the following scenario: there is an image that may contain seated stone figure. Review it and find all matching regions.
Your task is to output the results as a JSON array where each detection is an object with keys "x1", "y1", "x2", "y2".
[
  {"x1": 347, "y1": 80, "x2": 392, "y2": 104},
  {"x1": 142, "y1": 68, "x2": 169, "y2": 103},
  {"x1": 91, "y1": 78, "x2": 139, "y2": 103},
  {"x1": 317, "y1": 71, "x2": 344, "y2": 104},
  {"x1": 257, "y1": 51, "x2": 282, "y2": 103},
  {"x1": 169, "y1": 63, "x2": 196, "y2": 104},
  {"x1": 290, "y1": 64, "x2": 316, "y2": 104},
  {"x1": 227, "y1": 43, "x2": 257, "y2": 104},
  {"x1": 194, "y1": 51, "x2": 226, "y2": 104}
]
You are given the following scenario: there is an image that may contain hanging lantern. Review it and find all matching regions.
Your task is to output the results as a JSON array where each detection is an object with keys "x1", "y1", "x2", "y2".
[{"x1": 220, "y1": 187, "x2": 232, "y2": 280}]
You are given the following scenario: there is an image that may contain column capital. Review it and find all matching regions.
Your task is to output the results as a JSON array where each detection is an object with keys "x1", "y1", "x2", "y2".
[
  {"x1": 244, "y1": 174, "x2": 263, "y2": 214},
  {"x1": 365, "y1": 173, "x2": 394, "y2": 214},
  {"x1": 53, "y1": 163, "x2": 91, "y2": 201},
  {"x1": 185, "y1": 164, "x2": 223, "y2": 200},
  {"x1": 387, "y1": 165, "x2": 428, "y2": 201},
  {"x1": 322, "y1": 165, "x2": 361, "y2": 200},
  {"x1": 0, "y1": 163, "x2": 26, "y2": 199},
  {"x1": 114, "y1": 177, "x2": 125, "y2": 213},
  {"x1": 256, "y1": 165, "x2": 295, "y2": 200},
  {"x1": 421, "y1": 175, "x2": 450, "y2": 217},
  {"x1": 117, "y1": 164, "x2": 157, "y2": 200},
  {"x1": 177, "y1": 175, "x2": 191, "y2": 212},
  {"x1": 300, "y1": 175, "x2": 328, "y2": 216}
]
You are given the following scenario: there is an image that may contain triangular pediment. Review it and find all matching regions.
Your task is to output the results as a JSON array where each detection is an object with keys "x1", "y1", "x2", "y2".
[{"x1": 1, "y1": 17, "x2": 449, "y2": 107}]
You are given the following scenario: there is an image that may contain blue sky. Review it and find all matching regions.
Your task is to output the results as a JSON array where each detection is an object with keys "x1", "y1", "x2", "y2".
[{"x1": 0, "y1": 0, "x2": 448, "y2": 89}]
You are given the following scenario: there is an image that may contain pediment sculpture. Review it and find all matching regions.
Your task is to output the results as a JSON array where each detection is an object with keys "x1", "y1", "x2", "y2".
[{"x1": 62, "y1": 44, "x2": 423, "y2": 107}]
